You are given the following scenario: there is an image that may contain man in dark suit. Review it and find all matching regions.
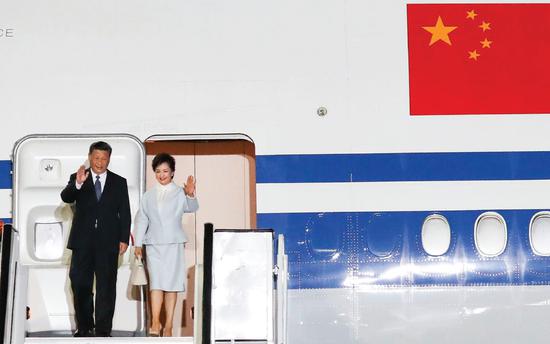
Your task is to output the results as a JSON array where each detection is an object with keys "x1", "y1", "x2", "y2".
[{"x1": 61, "y1": 141, "x2": 131, "y2": 337}]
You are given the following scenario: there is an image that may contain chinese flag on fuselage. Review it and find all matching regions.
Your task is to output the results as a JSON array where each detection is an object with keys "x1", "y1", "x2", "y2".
[{"x1": 407, "y1": 4, "x2": 550, "y2": 115}]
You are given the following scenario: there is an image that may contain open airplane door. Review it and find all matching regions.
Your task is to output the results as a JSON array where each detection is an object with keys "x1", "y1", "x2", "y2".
[
  {"x1": 8, "y1": 134, "x2": 145, "y2": 342},
  {"x1": 143, "y1": 134, "x2": 256, "y2": 341}
]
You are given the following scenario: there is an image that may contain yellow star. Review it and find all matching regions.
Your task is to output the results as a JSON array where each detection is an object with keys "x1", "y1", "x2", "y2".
[
  {"x1": 422, "y1": 16, "x2": 458, "y2": 46},
  {"x1": 468, "y1": 50, "x2": 480, "y2": 60},
  {"x1": 480, "y1": 38, "x2": 492, "y2": 48},
  {"x1": 479, "y1": 21, "x2": 491, "y2": 32},
  {"x1": 466, "y1": 10, "x2": 478, "y2": 20}
]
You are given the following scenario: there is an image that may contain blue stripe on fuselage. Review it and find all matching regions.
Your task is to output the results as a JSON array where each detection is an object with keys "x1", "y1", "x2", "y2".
[
  {"x1": 256, "y1": 151, "x2": 550, "y2": 183},
  {"x1": 0, "y1": 160, "x2": 11, "y2": 189},
  {"x1": 4, "y1": 152, "x2": 550, "y2": 187}
]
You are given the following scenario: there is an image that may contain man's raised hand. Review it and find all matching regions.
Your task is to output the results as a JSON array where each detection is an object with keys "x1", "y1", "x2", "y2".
[{"x1": 76, "y1": 165, "x2": 89, "y2": 184}]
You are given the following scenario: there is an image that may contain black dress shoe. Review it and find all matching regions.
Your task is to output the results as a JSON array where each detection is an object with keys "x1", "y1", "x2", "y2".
[{"x1": 73, "y1": 329, "x2": 94, "y2": 337}]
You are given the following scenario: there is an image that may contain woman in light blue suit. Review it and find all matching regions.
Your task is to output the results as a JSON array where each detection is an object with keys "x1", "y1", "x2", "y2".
[{"x1": 134, "y1": 153, "x2": 199, "y2": 337}]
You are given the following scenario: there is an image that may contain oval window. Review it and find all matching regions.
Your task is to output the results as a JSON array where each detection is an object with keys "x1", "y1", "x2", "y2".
[
  {"x1": 421, "y1": 214, "x2": 451, "y2": 256},
  {"x1": 474, "y1": 212, "x2": 507, "y2": 257},
  {"x1": 305, "y1": 213, "x2": 343, "y2": 260},
  {"x1": 530, "y1": 212, "x2": 550, "y2": 256},
  {"x1": 365, "y1": 213, "x2": 401, "y2": 257}
]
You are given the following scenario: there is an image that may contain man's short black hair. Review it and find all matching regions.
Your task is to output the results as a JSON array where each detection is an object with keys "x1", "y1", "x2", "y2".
[
  {"x1": 152, "y1": 153, "x2": 176, "y2": 173},
  {"x1": 89, "y1": 141, "x2": 112, "y2": 156}
]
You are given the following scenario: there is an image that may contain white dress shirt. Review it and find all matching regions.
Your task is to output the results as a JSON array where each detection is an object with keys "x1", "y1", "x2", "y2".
[{"x1": 75, "y1": 170, "x2": 107, "y2": 191}]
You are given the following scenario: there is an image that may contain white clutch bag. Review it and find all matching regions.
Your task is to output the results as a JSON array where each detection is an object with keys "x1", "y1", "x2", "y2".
[{"x1": 130, "y1": 257, "x2": 148, "y2": 286}]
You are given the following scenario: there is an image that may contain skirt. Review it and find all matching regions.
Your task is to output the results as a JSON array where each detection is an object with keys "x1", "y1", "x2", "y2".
[{"x1": 145, "y1": 243, "x2": 186, "y2": 292}]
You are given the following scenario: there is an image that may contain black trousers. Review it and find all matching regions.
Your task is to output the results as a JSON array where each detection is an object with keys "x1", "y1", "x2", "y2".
[{"x1": 69, "y1": 248, "x2": 119, "y2": 333}]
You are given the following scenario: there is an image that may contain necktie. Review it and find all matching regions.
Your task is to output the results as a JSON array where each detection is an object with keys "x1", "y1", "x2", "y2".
[{"x1": 94, "y1": 175, "x2": 102, "y2": 200}]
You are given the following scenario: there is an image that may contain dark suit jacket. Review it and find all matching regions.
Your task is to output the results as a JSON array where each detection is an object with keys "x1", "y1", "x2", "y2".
[{"x1": 61, "y1": 169, "x2": 131, "y2": 253}]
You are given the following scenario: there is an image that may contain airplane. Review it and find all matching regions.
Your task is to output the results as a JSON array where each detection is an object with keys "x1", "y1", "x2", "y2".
[{"x1": 1, "y1": 1, "x2": 550, "y2": 343}]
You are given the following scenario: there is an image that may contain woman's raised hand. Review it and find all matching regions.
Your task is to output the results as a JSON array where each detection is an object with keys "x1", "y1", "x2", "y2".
[{"x1": 184, "y1": 175, "x2": 196, "y2": 197}]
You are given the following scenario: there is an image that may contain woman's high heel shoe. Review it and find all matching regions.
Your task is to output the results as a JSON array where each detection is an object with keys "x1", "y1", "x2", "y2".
[{"x1": 148, "y1": 327, "x2": 162, "y2": 337}]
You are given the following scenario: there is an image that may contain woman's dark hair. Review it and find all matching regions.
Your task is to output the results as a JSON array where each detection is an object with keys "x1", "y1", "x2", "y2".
[{"x1": 152, "y1": 153, "x2": 176, "y2": 174}]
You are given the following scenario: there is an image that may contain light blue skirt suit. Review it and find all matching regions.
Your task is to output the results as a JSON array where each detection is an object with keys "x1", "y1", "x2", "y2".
[{"x1": 134, "y1": 182, "x2": 199, "y2": 291}]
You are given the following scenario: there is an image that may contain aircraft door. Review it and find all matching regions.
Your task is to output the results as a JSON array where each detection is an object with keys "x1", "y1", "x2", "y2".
[
  {"x1": 12, "y1": 134, "x2": 145, "y2": 337},
  {"x1": 144, "y1": 135, "x2": 256, "y2": 339}
]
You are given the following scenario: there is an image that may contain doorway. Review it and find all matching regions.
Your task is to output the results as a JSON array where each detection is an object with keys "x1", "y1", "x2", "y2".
[
  {"x1": 143, "y1": 134, "x2": 256, "y2": 337},
  {"x1": 9, "y1": 134, "x2": 256, "y2": 341}
]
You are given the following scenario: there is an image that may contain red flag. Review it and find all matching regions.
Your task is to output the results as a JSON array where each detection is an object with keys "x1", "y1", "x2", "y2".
[{"x1": 407, "y1": 4, "x2": 550, "y2": 115}]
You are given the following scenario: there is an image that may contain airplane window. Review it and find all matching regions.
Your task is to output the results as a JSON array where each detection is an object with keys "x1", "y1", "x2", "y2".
[
  {"x1": 421, "y1": 214, "x2": 451, "y2": 256},
  {"x1": 305, "y1": 213, "x2": 342, "y2": 259},
  {"x1": 530, "y1": 212, "x2": 550, "y2": 256},
  {"x1": 474, "y1": 212, "x2": 507, "y2": 257},
  {"x1": 365, "y1": 213, "x2": 401, "y2": 257}
]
